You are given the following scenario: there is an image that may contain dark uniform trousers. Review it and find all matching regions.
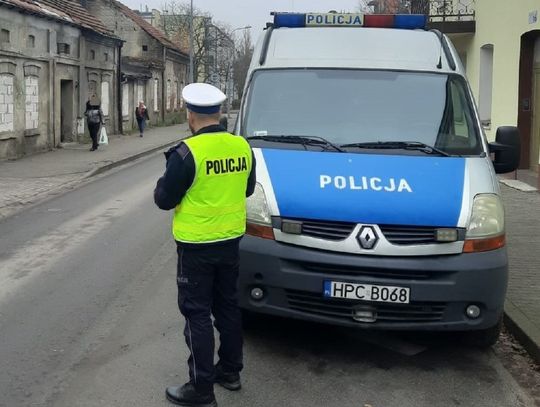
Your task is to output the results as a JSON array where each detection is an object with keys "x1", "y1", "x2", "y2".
[{"x1": 176, "y1": 239, "x2": 244, "y2": 393}]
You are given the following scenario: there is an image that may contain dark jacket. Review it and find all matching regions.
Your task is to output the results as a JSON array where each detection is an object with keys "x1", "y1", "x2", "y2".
[
  {"x1": 135, "y1": 107, "x2": 150, "y2": 121},
  {"x1": 85, "y1": 102, "x2": 104, "y2": 125}
]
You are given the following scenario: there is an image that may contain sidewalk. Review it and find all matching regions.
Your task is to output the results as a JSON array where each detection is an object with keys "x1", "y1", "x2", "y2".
[
  {"x1": 502, "y1": 185, "x2": 540, "y2": 363},
  {"x1": 500, "y1": 169, "x2": 539, "y2": 192},
  {"x1": 0, "y1": 123, "x2": 190, "y2": 219}
]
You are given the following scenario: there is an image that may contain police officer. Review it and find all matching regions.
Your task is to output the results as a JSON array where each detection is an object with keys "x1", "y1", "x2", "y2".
[{"x1": 154, "y1": 83, "x2": 256, "y2": 407}]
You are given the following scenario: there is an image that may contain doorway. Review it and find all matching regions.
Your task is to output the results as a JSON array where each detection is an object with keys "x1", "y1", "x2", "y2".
[
  {"x1": 532, "y1": 68, "x2": 540, "y2": 171},
  {"x1": 60, "y1": 80, "x2": 74, "y2": 143},
  {"x1": 517, "y1": 30, "x2": 540, "y2": 170}
]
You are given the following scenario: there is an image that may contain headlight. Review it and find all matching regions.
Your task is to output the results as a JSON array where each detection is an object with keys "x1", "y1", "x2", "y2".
[
  {"x1": 463, "y1": 194, "x2": 505, "y2": 253},
  {"x1": 466, "y1": 194, "x2": 505, "y2": 238},
  {"x1": 246, "y1": 183, "x2": 271, "y2": 225}
]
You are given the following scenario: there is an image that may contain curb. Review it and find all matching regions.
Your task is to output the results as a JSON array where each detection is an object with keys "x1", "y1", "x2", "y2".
[
  {"x1": 504, "y1": 299, "x2": 540, "y2": 363},
  {"x1": 84, "y1": 139, "x2": 179, "y2": 179},
  {"x1": 0, "y1": 139, "x2": 181, "y2": 222}
]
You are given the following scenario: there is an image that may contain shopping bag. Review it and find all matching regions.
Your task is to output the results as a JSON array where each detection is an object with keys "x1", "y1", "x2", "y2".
[{"x1": 98, "y1": 126, "x2": 108, "y2": 145}]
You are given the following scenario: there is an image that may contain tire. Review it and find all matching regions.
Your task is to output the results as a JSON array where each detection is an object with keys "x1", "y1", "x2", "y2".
[{"x1": 460, "y1": 317, "x2": 503, "y2": 348}]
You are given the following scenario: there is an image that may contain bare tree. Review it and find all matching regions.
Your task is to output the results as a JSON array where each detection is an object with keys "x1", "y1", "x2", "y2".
[
  {"x1": 364, "y1": 0, "x2": 414, "y2": 13},
  {"x1": 357, "y1": 0, "x2": 374, "y2": 13},
  {"x1": 232, "y1": 29, "x2": 253, "y2": 100},
  {"x1": 160, "y1": 1, "x2": 212, "y2": 82},
  {"x1": 207, "y1": 22, "x2": 235, "y2": 91},
  {"x1": 159, "y1": 1, "x2": 236, "y2": 88}
]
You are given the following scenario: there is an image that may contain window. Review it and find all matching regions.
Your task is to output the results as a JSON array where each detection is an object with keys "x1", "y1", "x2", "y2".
[
  {"x1": 166, "y1": 79, "x2": 171, "y2": 111},
  {"x1": 479, "y1": 44, "x2": 494, "y2": 127},
  {"x1": 104, "y1": 52, "x2": 108, "y2": 62},
  {"x1": 0, "y1": 29, "x2": 9, "y2": 43},
  {"x1": 137, "y1": 81, "x2": 144, "y2": 104},
  {"x1": 27, "y1": 35, "x2": 35, "y2": 48},
  {"x1": 101, "y1": 82, "x2": 110, "y2": 116},
  {"x1": 245, "y1": 69, "x2": 482, "y2": 155},
  {"x1": 25, "y1": 76, "x2": 39, "y2": 130},
  {"x1": 122, "y1": 83, "x2": 129, "y2": 117},
  {"x1": 88, "y1": 80, "x2": 97, "y2": 95},
  {"x1": 173, "y1": 80, "x2": 178, "y2": 109},
  {"x1": 435, "y1": 77, "x2": 482, "y2": 155},
  {"x1": 142, "y1": 45, "x2": 148, "y2": 52},
  {"x1": 90, "y1": 50, "x2": 95, "y2": 60},
  {"x1": 0, "y1": 74, "x2": 14, "y2": 132},
  {"x1": 153, "y1": 78, "x2": 159, "y2": 111},
  {"x1": 57, "y1": 42, "x2": 70, "y2": 55},
  {"x1": 179, "y1": 81, "x2": 184, "y2": 108}
]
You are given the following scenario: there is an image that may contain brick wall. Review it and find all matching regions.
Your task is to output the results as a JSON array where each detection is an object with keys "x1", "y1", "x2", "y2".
[
  {"x1": 0, "y1": 74, "x2": 14, "y2": 133},
  {"x1": 25, "y1": 76, "x2": 39, "y2": 130},
  {"x1": 88, "y1": 0, "x2": 163, "y2": 60}
]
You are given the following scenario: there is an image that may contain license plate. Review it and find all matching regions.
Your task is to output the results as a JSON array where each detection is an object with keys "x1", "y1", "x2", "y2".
[{"x1": 323, "y1": 281, "x2": 410, "y2": 304}]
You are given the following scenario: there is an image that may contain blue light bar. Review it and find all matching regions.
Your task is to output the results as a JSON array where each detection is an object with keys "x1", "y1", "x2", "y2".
[
  {"x1": 272, "y1": 12, "x2": 427, "y2": 30},
  {"x1": 274, "y1": 13, "x2": 306, "y2": 28},
  {"x1": 394, "y1": 14, "x2": 427, "y2": 29}
]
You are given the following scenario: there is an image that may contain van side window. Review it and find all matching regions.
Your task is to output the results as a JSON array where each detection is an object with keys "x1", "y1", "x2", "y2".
[
  {"x1": 450, "y1": 81, "x2": 470, "y2": 138},
  {"x1": 436, "y1": 77, "x2": 480, "y2": 154}
]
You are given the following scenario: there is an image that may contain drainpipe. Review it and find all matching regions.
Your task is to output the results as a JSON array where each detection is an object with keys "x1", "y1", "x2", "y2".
[
  {"x1": 117, "y1": 41, "x2": 123, "y2": 134},
  {"x1": 162, "y1": 46, "x2": 166, "y2": 124}
]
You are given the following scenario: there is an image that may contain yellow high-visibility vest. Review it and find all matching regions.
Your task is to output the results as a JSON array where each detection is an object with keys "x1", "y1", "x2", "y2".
[{"x1": 172, "y1": 132, "x2": 252, "y2": 243}]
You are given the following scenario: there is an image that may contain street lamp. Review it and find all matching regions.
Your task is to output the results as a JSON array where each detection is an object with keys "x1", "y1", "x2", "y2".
[
  {"x1": 189, "y1": 0, "x2": 194, "y2": 83},
  {"x1": 226, "y1": 25, "x2": 251, "y2": 119}
]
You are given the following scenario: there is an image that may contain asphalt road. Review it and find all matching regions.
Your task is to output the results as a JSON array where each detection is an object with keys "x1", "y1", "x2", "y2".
[{"x1": 0, "y1": 153, "x2": 537, "y2": 407}]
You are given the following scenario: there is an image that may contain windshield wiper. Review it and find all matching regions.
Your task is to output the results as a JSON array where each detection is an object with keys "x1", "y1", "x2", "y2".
[
  {"x1": 247, "y1": 135, "x2": 344, "y2": 153},
  {"x1": 339, "y1": 141, "x2": 451, "y2": 157}
]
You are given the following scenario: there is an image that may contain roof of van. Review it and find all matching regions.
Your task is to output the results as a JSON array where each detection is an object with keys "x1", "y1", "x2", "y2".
[{"x1": 255, "y1": 27, "x2": 461, "y2": 74}]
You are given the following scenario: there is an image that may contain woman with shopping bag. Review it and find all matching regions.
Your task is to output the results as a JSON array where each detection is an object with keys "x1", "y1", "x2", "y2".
[
  {"x1": 135, "y1": 101, "x2": 150, "y2": 137},
  {"x1": 84, "y1": 94, "x2": 105, "y2": 151}
]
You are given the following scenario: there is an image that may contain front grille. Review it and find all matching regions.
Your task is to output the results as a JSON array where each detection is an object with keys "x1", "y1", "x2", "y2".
[
  {"x1": 300, "y1": 219, "x2": 356, "y2": 241},
  {"x1": 281, "y1": 218, "x2": 462, "y2": 245},
  {"x1": 286, "y1": 289, "x2": 446, "y2": 323},
  {"x1": 380, "y1": 225, "x2": 438, "y2": 245},
  {"x1": 287, "y1": 260, "x2": 432, "y2": 279}
]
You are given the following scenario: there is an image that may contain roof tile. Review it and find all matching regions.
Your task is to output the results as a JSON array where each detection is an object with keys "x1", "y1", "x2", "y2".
[{"x1": 0, "y1": 0, "x2": 115, "y2": 37}]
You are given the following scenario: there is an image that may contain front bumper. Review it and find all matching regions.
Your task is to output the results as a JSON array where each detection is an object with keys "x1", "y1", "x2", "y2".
[{"x1": 239, "y1": 235, "x2": 508, "y2": 331}]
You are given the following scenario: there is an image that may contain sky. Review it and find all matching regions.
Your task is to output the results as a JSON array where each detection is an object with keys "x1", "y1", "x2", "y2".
[{"x1": 123, "y1": 0, "x2": 361, "y2": 42}]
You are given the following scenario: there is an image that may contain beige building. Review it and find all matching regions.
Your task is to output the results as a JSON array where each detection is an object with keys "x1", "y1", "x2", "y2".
[{"x1": 438, "y1": 0, "x2": 540, "y2": 173}]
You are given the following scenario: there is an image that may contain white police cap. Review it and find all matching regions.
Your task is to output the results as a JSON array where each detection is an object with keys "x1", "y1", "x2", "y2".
[{"x1": 182, "y1": 83, "x2": 226, "y2": 114}]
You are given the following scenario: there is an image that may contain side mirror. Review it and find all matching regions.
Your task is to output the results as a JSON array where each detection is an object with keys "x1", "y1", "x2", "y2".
[
  {"x1": 489, "y1": 126, "x2": 521, "y2": 174},
  {"x1": 219, "y1": 115, "x2": 228, "y2": 130}
]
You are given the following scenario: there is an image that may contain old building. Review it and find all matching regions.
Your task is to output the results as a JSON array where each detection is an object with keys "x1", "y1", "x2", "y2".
[
  {"x1": 0, "y1": 0, "x2": 122, "y2": 159},
  {"x1": 419, "y1": 0, "x2": 539, "y2": 182},
  {"x1": 86, "y1": 0, "x2": 189, "y2": 133}
]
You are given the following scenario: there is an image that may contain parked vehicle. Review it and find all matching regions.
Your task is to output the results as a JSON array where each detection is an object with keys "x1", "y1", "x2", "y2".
[{"x1": 236, "y1": 12, "x2": 520, "y2": 347}]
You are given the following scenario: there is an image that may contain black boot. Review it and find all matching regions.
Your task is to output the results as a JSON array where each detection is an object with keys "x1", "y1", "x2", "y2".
[
  {"x1": 215, "y1": 364, "x2": 241, "y2": 391},
  {"x1": 165, "y1": 383, "x2": 217, "y2": 407}
]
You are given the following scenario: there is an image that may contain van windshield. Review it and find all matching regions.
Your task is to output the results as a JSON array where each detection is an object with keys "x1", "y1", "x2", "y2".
[{"x1": 243, "y1": 69, "x2": 483, "y2": 156}]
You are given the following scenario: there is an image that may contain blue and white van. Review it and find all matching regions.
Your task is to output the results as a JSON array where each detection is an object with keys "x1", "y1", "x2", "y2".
[{"x1": 235, "y1": 12, "x2": 520, "y2": 346}]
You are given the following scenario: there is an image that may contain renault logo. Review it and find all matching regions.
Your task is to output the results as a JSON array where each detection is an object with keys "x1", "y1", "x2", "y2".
[{"x1": 357, "y1": 226, "x2": 379, "y2": 250}]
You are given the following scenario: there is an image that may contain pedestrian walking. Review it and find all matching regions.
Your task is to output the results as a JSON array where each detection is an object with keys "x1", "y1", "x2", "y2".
[
  {"x1": 85, "y1": 95, "x2": 104, "y2": 151},
  {"x1": 135, "y1": 100, "x2": 150, "y2": 137},
  {"x1": 154, "y1": 83, "x2": 256, "y2": 407}
]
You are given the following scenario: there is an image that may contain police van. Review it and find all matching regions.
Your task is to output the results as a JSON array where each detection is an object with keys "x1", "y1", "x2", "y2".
[{"x1": 236, "y1": 12, "x2": 520, "y2": 346}]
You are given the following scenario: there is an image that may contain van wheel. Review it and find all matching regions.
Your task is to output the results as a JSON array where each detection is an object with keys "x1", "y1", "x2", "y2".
[{"x1": 460, "y1": 317, "x2": 503, "y2": 348}]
